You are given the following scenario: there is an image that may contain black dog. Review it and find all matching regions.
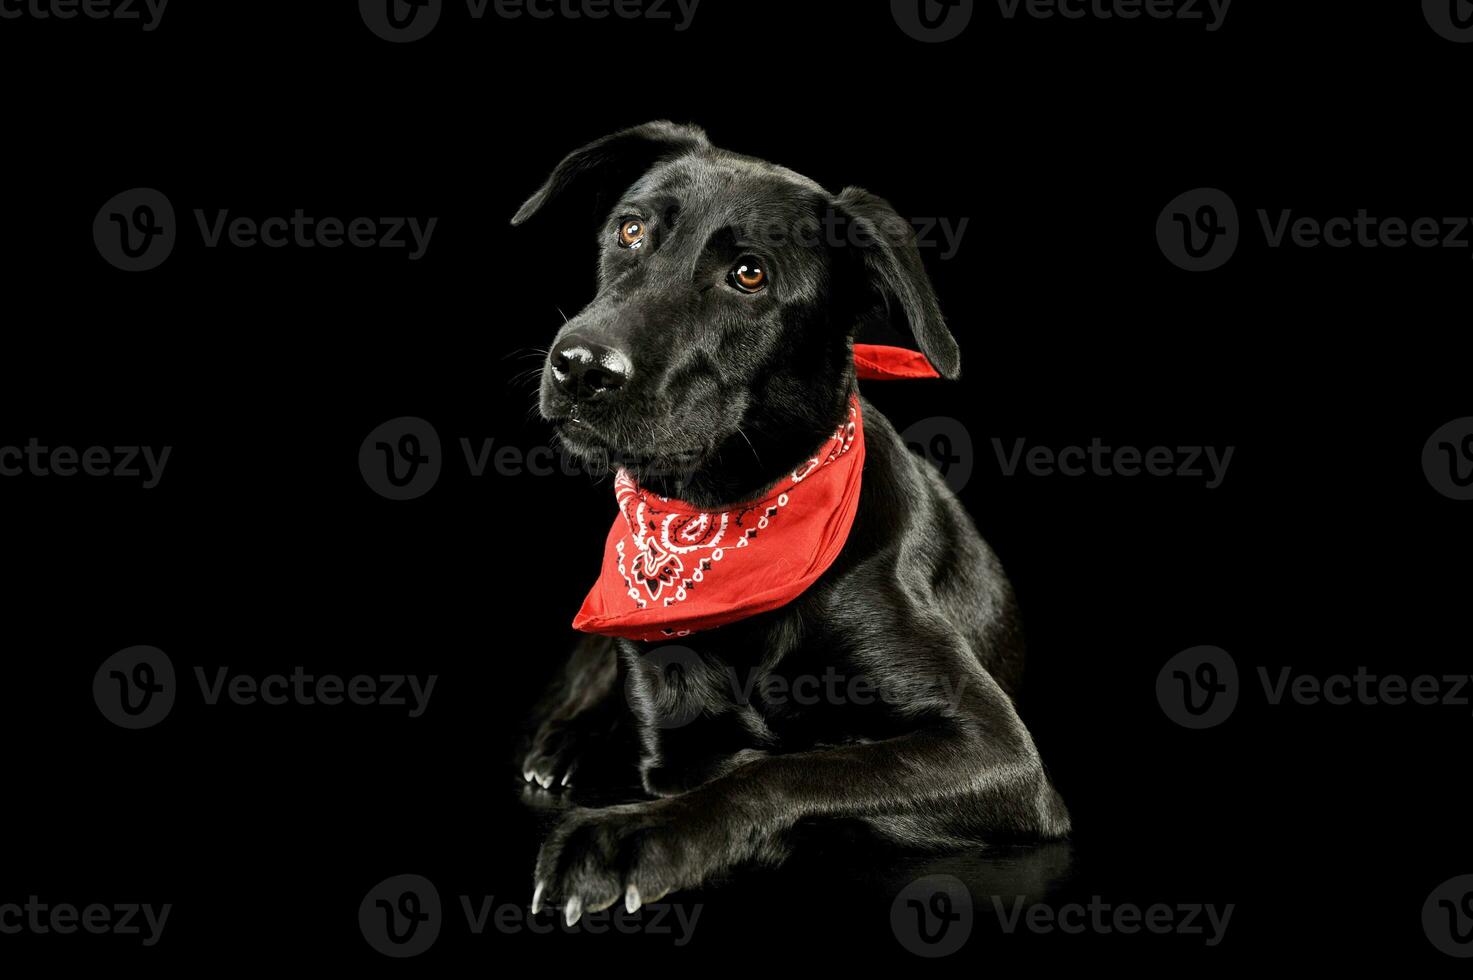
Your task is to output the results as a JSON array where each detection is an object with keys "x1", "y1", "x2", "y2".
[{"x1": 513, "y1": 122, "x2": 1069, "y2": 922}]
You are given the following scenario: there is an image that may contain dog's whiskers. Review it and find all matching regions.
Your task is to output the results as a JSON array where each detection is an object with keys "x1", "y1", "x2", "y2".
[
  {"x1": 510, "y1": 366, "x2": 545, "y2": 390},
  {"x1": 736, "y1": 426, "x2": 762, "y2": 468},
  {"x1": 504, "y1": 346, "x2": 551, "y2": 364}
]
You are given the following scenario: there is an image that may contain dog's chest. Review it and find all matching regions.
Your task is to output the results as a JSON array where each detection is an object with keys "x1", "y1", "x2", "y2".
[{"x1": 622, "y1": 630, "x2": 888, "y2": 754}]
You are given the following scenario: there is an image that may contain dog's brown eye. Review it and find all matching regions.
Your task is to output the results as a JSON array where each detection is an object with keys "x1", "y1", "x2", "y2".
[
  {"x1": 617, "y1": 219, "x2": 646, "y2": 249},
  {"x1": 730, "y1": 257, "x2": 768, "y2": 293}
]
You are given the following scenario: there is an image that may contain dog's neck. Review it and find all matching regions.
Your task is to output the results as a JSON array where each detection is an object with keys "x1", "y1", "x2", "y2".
[{"x1": 632, "y1": 382, "x2": 857, "y2": 510}]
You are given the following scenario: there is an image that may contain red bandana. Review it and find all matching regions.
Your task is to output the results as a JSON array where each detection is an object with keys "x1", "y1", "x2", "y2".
[{"x1": 572, "y1": 344, "x2": 934, "y2": 642}]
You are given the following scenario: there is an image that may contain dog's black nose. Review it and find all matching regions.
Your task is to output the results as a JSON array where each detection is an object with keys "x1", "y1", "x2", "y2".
[{"x1": 550, "y1": 337, "x2": 632, "y2": 400}]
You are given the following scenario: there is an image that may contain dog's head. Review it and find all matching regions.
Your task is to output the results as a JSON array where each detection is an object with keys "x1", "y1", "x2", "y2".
[{"x1": 513, "y1": 121, "x2": 958, "y2": 506}]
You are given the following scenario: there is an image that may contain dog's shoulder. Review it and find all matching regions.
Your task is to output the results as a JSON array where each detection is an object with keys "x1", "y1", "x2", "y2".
[
  {"x1": 809, "y1": 397, "x2": 1022, "y2": 679},
  {"x1": 851, "y1": 396, "x2": 980, "y2": 549}
]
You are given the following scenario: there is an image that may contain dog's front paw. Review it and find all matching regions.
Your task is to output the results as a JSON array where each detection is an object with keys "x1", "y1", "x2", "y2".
[
  {"x1": 521, "y1": 718, "x2": 591, "y2": 792},
  {"x1": 531, "y1": 800, "x2": 724, "y2": 923}
]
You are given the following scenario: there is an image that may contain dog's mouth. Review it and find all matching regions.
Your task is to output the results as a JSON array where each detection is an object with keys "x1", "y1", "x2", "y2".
[
  {"x1": 552, "y1": 417, "x2": 614, "y2": 456},
  {"x1": 551, "y1": 414, "x2": 708, "y2": 476}
]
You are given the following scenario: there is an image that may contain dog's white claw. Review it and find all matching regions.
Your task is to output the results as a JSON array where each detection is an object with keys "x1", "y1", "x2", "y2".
[
  {"x1": 560, "y1": 770, "x2": 573, "y2": 787},
  {"x1": 537, "y1": 773, "x2": 552, "y2": 789},
  {"x1": 523, "y1": 769, "x2": 535, "y2": 784},
  {"x1": 531, "y1": 881, "x2": 545, "y2": 916},
  {"x1": 565, "y1": 896, "x2": 582, "y2": 927},
  {"x1": 625, "y1": 886, "x2": 641, "y2": 914}
]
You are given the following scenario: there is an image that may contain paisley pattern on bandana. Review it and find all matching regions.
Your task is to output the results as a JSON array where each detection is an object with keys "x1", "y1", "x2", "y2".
[{"x1": 574, "y1": 398, "x2": 864, "y2": 643}]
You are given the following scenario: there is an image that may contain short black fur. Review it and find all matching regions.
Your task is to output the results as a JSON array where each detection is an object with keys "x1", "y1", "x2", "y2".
[{"x1": 514, "y1": 122, "x2": 1069, "y2": 921}]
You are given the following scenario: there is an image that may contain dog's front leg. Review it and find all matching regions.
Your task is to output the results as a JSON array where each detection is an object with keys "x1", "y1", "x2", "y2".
[
  {"x1": 522, "y1": 634, "x2": 625, "y2": 791},
  {"x1": 533, "y1": 666, "x2": 1067, "y2": 919}
]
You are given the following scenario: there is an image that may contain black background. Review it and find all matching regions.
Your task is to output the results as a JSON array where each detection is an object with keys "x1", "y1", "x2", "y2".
[{"x1": 2, "y1": 0, "x2": 1470, "y2": 969}]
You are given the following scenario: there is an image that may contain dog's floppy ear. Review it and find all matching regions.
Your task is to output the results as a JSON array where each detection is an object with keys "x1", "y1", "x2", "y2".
[
  {"x1": 834, "y1": 186, "x2": 961, "y2": 380},
  {"x1": 511, "y1": 121, "x2": 709, "y2": 227}
]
